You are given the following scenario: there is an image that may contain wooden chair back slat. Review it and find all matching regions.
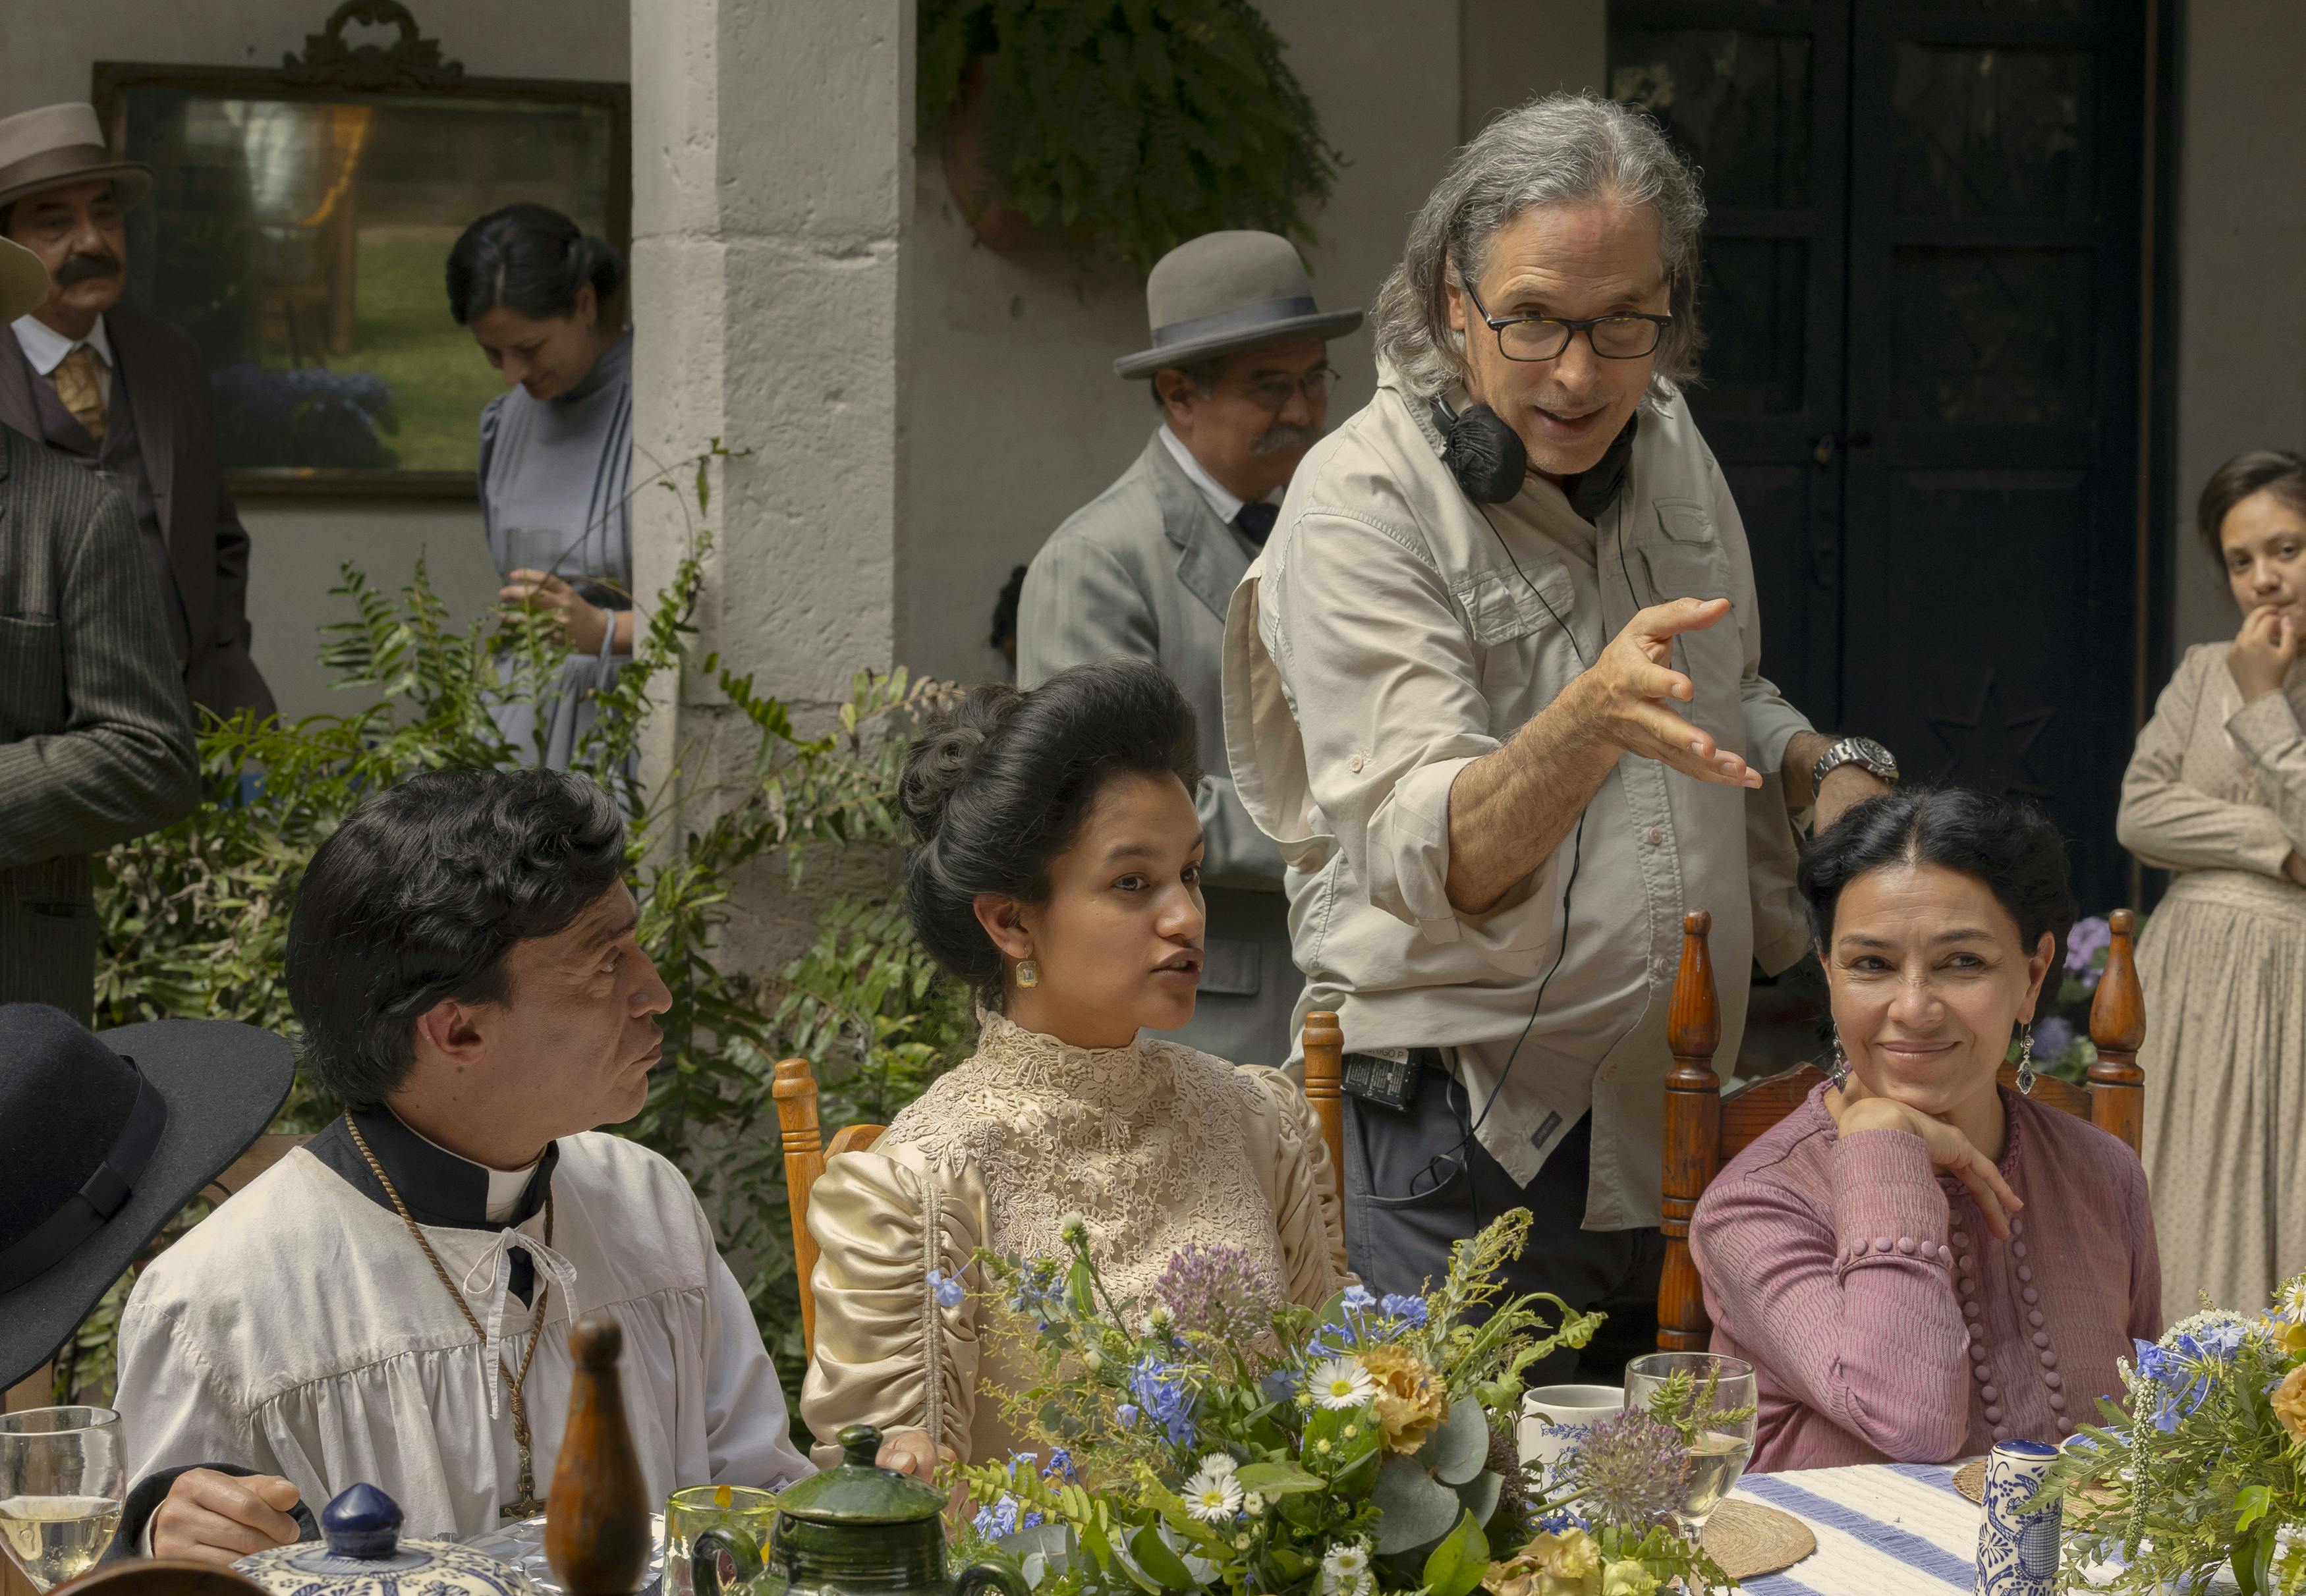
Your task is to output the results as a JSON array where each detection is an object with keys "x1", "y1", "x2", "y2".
[
  {"x1": 777, "y1": 1059, "x2": 893, "y2": 1359},
  {"x1": 1301, "y1": 1010, "x2": 1345, "y2": 1191},
  {"x1": 1657, "y1": 906, "x2": 2147, "y2": 1352}
]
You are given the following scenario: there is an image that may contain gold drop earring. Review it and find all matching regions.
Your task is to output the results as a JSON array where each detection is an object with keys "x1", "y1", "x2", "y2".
[{"x1": 1016, "y1": 958, "x2": 1041, "y2": 989}]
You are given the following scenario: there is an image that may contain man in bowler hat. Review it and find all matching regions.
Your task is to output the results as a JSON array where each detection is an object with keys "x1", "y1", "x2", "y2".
[
  {"x1": 0, "y1": 101, "x2": 275, "y2": 724},
  {"x1": 1017, "y1": 231, "x2": 1360, "y2": 1068},
  {"x1": 0, "y1": 234, "x2": 197, "y2": 1022}
]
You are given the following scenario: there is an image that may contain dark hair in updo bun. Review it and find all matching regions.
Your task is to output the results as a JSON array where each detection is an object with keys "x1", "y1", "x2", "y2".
[
  {"x1": 445, "y1": 203, "x2": 625, "y2": 325},
  {"x1": 901, "y1": 660, "x2": 1202, "y2": 1007},
  {"x1": 1798, "y1": 787, "x2": 2077, "y2": 971}
]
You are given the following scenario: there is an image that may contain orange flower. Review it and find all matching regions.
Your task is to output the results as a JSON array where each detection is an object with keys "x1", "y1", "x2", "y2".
[
  {"x1": 2272, "y1": 1365, "x2": 2306, "y2": 1441},
  {"x1": 1356, "y1": 1344, "x2": 1448, "y2": 1454}
]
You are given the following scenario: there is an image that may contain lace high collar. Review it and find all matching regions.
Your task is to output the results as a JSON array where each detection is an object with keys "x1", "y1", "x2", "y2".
[{"x1": 971, "y1": 1008, "x2": 1169, "y2": 1113}]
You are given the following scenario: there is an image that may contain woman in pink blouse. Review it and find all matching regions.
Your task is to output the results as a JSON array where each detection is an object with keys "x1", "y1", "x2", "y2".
[{"x1": 1691, "y1": 788, "x2": 2160, "y2": 1472}]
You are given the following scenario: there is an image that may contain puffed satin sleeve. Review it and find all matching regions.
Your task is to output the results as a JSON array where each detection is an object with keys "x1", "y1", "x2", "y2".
[
  {"x1": 1239, "y1": 1066, "x2": 1355, "y2": 1304},
  {"x1": 800, "y1": 1141, "x2": 992, "y2": 1463}
]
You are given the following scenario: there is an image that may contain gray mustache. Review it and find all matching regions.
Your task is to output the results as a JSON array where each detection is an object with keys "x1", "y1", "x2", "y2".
[{"x1": 1250, "y1": 422, "x2": 1322, "y2": 457}]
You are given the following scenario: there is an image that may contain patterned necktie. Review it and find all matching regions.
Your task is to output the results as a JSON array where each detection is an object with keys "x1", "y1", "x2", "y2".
[
  {"x1": 1234, "y1": 501, "x2": 1280, "y2": 547},
  {"x1": 51, "y1": 344, "x2": 108, "y2": 444}
]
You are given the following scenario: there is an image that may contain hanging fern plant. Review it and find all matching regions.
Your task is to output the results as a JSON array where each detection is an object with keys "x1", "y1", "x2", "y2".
[{"x1": 918, "y1": 0, "x2": 1342, "y2": 277}]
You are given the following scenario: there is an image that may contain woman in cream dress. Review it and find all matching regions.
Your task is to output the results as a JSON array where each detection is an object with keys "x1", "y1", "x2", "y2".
[
  {"x1": 2118, "y1": 450, "x2": 2306, "y2": 1321},
  {"x1": 801, "y1": 661, "x2": 1349, "y2": 1472}
]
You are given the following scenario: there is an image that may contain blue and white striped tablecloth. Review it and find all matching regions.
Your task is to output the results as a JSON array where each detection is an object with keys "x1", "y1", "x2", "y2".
[
  {"x1": 1731, "y1": 1462, "x2": 1986, "y2": 1595},
  {"x1": 1730, "y1": 1462, "x2": 2240, "y2": 1595}
]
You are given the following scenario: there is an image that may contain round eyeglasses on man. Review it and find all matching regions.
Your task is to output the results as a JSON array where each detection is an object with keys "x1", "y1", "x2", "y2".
[{"x1": 1463, "y1": 280, "x2": 1673, "y2": 362}]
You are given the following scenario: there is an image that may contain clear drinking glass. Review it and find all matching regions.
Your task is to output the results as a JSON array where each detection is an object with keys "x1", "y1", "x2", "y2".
[
  {"x1": 664, "y1": 1487, "x2": 779, "y2": 1596},
  {"x1": 0, "y1": 1407, "x2": 125, "y2": 1591},
  {"x1": 1623, "y1": 1352, "x2": 1758, "y2": 1532}
]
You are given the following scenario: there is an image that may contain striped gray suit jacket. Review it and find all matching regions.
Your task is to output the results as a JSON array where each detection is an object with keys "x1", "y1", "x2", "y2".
[
  {"x1": 0, "y1": 423, "x2": 199, "y2": 1022},
  {"x1": 1017, "y1": 430, "x2": 1301, "y2": 1070}
]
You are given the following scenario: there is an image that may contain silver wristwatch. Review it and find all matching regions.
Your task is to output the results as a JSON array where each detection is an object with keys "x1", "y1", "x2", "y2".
[{"x1": 1811, "y1": 734, "x2": 1899, "y2": 790}]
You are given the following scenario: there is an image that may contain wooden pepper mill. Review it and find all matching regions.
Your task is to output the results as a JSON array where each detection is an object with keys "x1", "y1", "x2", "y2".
[{"x1": 546, "y1": 1313, "x2": 651, "y2": 1596}]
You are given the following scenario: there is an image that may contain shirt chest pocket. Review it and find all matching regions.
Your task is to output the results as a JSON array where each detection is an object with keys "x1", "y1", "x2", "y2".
[
  {"x1": 1629, "y1": 501, "x2": 1746, "y2": 748},
  {"x1": 1453, "y1": 564, "x2": 1583, "y2": 737},
  {"x1": 1632, "y1": 499, "x2": 1734, "y2": 604},
  {"x1": 0, "y1": 614, "x2": 66, "y2": 740}
]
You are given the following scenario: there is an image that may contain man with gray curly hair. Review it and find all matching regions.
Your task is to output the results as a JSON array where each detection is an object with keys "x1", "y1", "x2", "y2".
[{"x1": 1222, "y1": 93, "x2": 1899, "y2": 1373}]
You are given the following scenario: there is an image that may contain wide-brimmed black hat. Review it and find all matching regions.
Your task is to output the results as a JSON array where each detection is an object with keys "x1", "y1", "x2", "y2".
[
  {"x1": 1113, "y1": 230, "x2": 1363, "y2": 380},
  {"x1": 0, "y1": 1005, "x2": 293, "y2": 1390}
]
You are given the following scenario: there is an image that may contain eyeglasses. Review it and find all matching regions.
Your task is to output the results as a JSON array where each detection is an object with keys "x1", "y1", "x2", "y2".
[
  {"x1": 1462, "y1": 280, "x2": 1673, "y2": 363},
  {"x1": 1238, "y1": 366, "x2": 1343, "y2": 412}
]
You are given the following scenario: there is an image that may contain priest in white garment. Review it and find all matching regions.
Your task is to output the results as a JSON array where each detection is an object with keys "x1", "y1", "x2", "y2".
[{"x1": 112, "y1": 768, "x2": 813, "y2": 1564}]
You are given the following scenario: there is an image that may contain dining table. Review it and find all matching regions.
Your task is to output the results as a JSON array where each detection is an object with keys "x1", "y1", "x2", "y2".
[{"x1": 1728, "y1": 1459, "x2": 2243, "y2": 1595}]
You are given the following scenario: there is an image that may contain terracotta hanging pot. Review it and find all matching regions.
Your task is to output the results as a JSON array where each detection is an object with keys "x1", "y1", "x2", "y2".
[{"x1": 939, "y1": 55, "x2": 1045, "y2": 253}]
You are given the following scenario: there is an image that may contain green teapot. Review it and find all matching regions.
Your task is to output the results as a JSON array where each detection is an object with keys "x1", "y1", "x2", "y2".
[{"x1": 694, "y1": 1425, "x2": 1026, "y2": 1596}]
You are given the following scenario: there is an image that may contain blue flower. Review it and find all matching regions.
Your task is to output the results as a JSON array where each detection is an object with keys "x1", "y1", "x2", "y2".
[
  {"x1": 1341, "y1": 1285, "x2": 1376, "y2": 1312},
  {"x1": 972, "y1": 1497, "x2": 1020, "y2": 1539},
  {"x1": 927, "y1": 1269, "x2": 965, "y2": 1310},
  {"x1": 1127, "y1": 1356, "x2": 1199, "y2": 1450},
  {"x1": 1378, "y1": 1293, "x2": 1430, "y2": 1328},
  {"x1": 2032, "y1": 1017, "x2": 2077, "y2": 1066},
  {"x1": 1116, "y1": 1404, "x2": 1140, "y2": 1429},
  {"x1": 1041, "y1": 1448, "x2": 1075, "y2": 1480},
  {"x1": 2133, "y1": 1338, "x2": 2208, "y2": 1431},
  {"x1": 1536, "y1": 1507, "x2": 1590, "y2": 1535}
]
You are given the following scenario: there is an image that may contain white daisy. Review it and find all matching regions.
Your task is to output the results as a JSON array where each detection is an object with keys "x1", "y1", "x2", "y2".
[
  {"x1": 1307, "y1": 1356, "x2": 1376, "y2": 1410},
  {"x1": 1323, "y1": 1545, "x2": 1370, "y2": 1580},
  {"x1": 1182, "y1": 1462, "x2": 1245, "y2": 1523},
  {"x1": 1196, "y1": 1452, "x2": 1239, "y2": 1479}
]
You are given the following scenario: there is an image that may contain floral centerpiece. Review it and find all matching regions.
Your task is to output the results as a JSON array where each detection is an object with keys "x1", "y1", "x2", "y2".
[
  {"x1": 943, "y1": 1209, "x2": 1735, "y2": 1596},
  {"x1": 2036, "y1": 1273, "x2": 2306, "y2": 1593}
]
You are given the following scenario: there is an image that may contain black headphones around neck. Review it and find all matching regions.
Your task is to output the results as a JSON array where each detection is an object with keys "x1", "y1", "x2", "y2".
[{"x1": 1428, "y1": 395, "x2": 1528, "y2": 505}]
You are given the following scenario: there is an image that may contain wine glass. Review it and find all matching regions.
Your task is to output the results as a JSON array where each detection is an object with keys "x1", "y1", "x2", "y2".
[
  {"x1": 0, "y1": 1407, "x2": 126, "y2": 1591},
  {"x1": 1623, "y1": 1352, "x2": 1758, "y2": 1533}
]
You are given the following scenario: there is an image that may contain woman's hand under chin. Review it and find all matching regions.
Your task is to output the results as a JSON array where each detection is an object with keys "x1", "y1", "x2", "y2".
[{"x1": 1824, "y1": 1081, "x2": 2025, "y2": 1240}]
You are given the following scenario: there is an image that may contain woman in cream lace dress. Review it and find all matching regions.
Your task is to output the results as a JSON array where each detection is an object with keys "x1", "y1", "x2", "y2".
[
  {"x1": 2118, "y1": 451, "x2": 2306, "y2": 1321},
  {"x1": 800, "y1": 661, "x2": 1350, "y2": 1471}
]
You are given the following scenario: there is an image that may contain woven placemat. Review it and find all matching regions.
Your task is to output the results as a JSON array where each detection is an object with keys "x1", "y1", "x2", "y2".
[
  {"x1": 1702, "y1": 1498, "x2": 1816, "y2": 1580},
  {"x1": 1954, "y1": 1459, "x2": 1986, "y2": 1503}
]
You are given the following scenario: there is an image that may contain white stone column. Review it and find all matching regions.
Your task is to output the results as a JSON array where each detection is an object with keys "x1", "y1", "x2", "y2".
[{"x1": 630, "y1": 0, "x2": 914, "y2": 815}]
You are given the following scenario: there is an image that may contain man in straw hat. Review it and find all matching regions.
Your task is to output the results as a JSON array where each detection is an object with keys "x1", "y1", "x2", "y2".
[
  {"x1": 0, "y1": 101, "x2": 274, "y2": 725},
  {"x1": 1017, "y1": 230, "x2": 1361, "y2": 1068},
  {"x1": 0, "y1": 234, "x2": 198, "y2": 1023}
]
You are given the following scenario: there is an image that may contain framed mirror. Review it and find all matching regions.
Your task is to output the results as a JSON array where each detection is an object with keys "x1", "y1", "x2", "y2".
[{"x1": 93, "y1": 1, "x2": 629, "y2": 497}]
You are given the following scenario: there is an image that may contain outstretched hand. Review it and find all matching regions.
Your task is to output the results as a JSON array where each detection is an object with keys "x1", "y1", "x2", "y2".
[{"x1": 1566, "y1": 597, "x2": 1762, "y2": 789}]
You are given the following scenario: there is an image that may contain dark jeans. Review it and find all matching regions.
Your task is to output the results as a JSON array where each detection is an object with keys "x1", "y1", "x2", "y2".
[{"x1": 1341, "y1": 1063, "x2": 1663, "y2": 1386}]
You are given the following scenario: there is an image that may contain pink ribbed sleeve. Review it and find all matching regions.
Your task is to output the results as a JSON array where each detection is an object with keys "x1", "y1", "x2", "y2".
[{"x1": 1693, "y1": 1128, "x2": 1971, "y2": 1462}]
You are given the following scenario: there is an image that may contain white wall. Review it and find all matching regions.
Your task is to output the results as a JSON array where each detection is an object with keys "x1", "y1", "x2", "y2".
[
  {"x1": 2169, "y1": 0, "x2": 2306, "y2": 656},
  {"x1": 7, "y1": 0, "x2": 628, "y2": 720},
  {"x1": 897, "y1": 0, "x2": 1467, "y2": 687}
]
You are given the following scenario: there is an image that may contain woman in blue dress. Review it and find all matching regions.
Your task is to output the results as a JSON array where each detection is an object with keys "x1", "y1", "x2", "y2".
[{"x1": 447, "y1": 204, "x2": 633, "y2": 770}]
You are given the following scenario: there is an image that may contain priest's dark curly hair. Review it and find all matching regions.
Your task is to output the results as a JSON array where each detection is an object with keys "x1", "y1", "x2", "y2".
[
  {"x1": 284, "y1": 768, "x2": 628, "y2": 1108},
  {"x1": 900, "y1": 660, "x2": 1202, "y2": 1008}
]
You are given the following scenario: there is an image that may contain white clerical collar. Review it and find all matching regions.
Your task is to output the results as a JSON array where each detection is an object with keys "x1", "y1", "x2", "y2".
[
  {"x1": 395, "y1": 1111, "x2": 544, "y2": 1223},
  {"x1": 1158, "y1": 423, "x2": 1251, "y2": 525},
  {"x1": 11, "y1": 312, "x2": 113, "y2": 377}
]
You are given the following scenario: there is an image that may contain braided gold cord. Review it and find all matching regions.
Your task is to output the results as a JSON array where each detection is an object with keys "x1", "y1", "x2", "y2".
[{"x1": 344, "y1": 1111, "x2": 556, "y2": 1516}]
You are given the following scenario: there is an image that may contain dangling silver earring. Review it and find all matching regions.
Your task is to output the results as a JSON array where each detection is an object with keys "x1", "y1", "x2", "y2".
[
  {"x1": 1015, "y1": 958, "x2": 1041, "y2": 989},
  {"x1": 1826, "y1": 1027, "x2": 1850, "y2": 1091},
  {"x1": 2015, "y1": 1022, "x2": 2037, "y2": 1095}
]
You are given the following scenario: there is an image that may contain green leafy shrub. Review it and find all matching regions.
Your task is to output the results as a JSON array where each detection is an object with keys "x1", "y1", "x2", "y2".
[
  {"x1": 62, "y1": 451, "x2": 975, "y2": 1410},
  {"x1": 918, "y1": 0, "x2": 1341, "y2": 275}
]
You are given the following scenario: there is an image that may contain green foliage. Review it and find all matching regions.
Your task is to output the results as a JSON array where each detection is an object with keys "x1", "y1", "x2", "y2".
[
  {"x1": 61, "y1": 443, "x2": 975, "y2": 1412},
  {"x1": 1639, "y1": 1367, "x2": 1757, "y2": 1452},
  {"x1": 918, "y1": 0, "x2": 1341, "y2": 275}
]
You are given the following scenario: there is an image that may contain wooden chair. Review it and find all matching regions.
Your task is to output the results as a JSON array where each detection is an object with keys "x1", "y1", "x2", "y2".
[
  {"x1": 773, "y1": 1020, "x2": 1349, "y2": 1358},
  {"x1": 1656, "y1": 906, "x2": 2148, "y2": 1352}
]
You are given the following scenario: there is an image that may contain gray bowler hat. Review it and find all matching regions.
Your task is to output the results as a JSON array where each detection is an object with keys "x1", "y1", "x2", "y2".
[{"x1": 1114, "y1": 231, "x2": 1362, "y2": 380}]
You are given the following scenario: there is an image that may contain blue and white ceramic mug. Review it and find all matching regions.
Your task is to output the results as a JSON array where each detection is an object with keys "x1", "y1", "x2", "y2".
[{"x1": 1977, "y1": 1438, "x2": 2064, "y2": 1596}]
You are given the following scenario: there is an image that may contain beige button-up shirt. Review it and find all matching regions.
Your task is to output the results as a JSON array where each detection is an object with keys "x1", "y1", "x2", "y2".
[{"x1": 1222, "y1": 370, "x2": 1813, "y2": 1228}]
